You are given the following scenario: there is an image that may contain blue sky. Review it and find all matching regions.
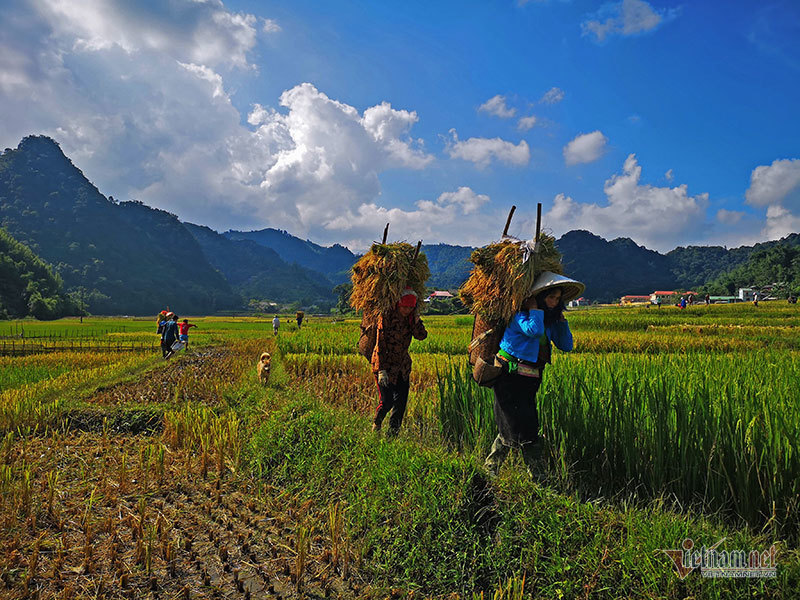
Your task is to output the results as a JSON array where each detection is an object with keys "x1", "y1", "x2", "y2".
[{"x1": 1, "y1": 0, "x2": 799, "y2": 252}]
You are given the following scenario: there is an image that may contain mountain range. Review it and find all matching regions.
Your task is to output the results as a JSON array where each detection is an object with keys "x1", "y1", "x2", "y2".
[{"x1": 1, "y1": 135, "x2": 799, "y2": 316}]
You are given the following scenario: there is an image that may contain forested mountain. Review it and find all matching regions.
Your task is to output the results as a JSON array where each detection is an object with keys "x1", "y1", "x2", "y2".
[
  {"x1": 185, "y1": 224, "x2": 335, "y2": 308},
  {"x1": 0, "y1": 227, "x2": 78, "y2": 319},
  {"x1": 0, "y1": 135, "x2": 239, "y2": 314},
  {"x1": 703, "y1": 238, "x2": 800, "y2": 296},
  {"x1": 422, "y1": 244, "x2": 474, "y2": 289},
  {"x1": 555, "y1": 230, "x2": 676, "y2": 300},
  {"x1": 224, "y1": 228, "x2": 357, "y2": 285}
]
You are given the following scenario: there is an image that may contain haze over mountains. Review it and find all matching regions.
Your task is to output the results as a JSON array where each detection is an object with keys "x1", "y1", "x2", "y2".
[{"x1": 1, "y1": 136, "x2": 799, "y2": 316}]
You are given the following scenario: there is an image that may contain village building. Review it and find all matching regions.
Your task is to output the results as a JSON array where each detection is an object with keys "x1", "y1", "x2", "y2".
[
  {"x1": 650, "y1": 291, "x2": 676, "y2": 304},
  {"x1": 568, "y1": 297, "x2": 590, "y2": 308},
  {"x1": 424, "y1": 290, "x2": 454, "y2": 302}
]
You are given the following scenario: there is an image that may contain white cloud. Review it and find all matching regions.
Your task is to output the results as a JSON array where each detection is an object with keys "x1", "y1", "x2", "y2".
[
  {"x1": 262, "y1": 18, "x2": 281, "y2": 33},
  {"x1": 447, "y1": 130, "x2": 530, "y2": 168},
  {"x1": 324, "y1": 187, "x2": 498, "y2": 251},
  {"x1": 544, "y1": 154, "x2": 709, "y2": 251},
  {"x1": 744, "y1": 158, "x2": 800, "y2": 242},
  {"x1": 563, "y1": 131, "x2": 608, "y2": 165},
  {"x1": 478, "y1": 95, "x2": 516, "y2": 118},
  {"x1": 582, "y1": 0, "x2": 676, "y2": 42},
  {"x1": 763, "y1": 205, "x2": 800, "y2": 241},
  {"x1": 745, "y1": 158, "x2": 800, "y2": 209},
  {"x1": 31, "y1": 0, "x2": 262, "y2": 69},
  {"x1": 716, "y1": 208, "x2": 744, "y2": 225},
  {"x1": 540, "y1": 87, "x2": 565, "y2": 104},
  {"x1": 665, "y1": 168, "x2": 674, "y2": 181},
  {"x1": 517, "y1": 115, "x2": 538, "y2": 131}
]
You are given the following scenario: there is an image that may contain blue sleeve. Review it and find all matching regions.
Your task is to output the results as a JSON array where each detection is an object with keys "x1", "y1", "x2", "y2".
[
  {"x1": 515, "y1": 310, "x2": 545, "y2": 339},
  {"x1": 549, "y1": 320, "x2": 573, "y2": 352}
]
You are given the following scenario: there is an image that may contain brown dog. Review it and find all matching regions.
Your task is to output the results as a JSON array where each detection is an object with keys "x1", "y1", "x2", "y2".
[{"x1": 257, "y1": 352, "x2": 271, "y2": 386}]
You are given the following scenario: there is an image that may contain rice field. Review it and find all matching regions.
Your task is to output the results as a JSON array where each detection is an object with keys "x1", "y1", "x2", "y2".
[
  {"x1": 0, "y1": 302, "x2": 797, "y2": 598},
  {"x1": 275, "y1": 303, "x2": 800, "y2": 540}
]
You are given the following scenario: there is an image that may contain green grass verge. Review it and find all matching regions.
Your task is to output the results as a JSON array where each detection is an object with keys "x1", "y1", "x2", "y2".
[{"x1": 244, "y1": 390, "x2": 799, "y2": 599}]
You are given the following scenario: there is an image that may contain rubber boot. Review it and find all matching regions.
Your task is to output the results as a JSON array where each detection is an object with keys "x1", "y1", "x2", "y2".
[{"x1": 484, "y1": 435, "x2": 510, "y2": 479}]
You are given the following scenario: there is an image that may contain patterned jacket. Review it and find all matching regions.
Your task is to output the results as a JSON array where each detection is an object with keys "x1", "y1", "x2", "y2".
[{"x1": 371, "y1": 309, "x2": 427, "y2": 384}]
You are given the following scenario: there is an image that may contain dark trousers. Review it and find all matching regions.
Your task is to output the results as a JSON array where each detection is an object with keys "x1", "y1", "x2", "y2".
[
  {"x1": 161, "y1": 338, "x2": 175, "y2": 357},
  {"x1": 374, "y1": 376, "x2": 410, "y2": 432}
]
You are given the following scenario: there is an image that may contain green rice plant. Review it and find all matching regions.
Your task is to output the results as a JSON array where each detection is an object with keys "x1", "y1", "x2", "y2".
[
  {"x1": 536, "y1": 351, "x2": 800, "y2": 538},
  {"x1": 435, "y1": 361, "x2": 496, "y2": 456}
]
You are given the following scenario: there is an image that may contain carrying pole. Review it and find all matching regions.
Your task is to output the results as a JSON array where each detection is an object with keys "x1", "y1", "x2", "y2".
[
  {"x1": 535, "y1": 202, "x2": 542, "y2": 243},
  {"x1": 412, "y1": 240, "x2": 422, "y2": 262},
  {"x1": 382, "y1": 223, "x2": 389, "y2": 244},
  {"x1": 502, "y1": 205, "x2": 516, "y2": 237}
]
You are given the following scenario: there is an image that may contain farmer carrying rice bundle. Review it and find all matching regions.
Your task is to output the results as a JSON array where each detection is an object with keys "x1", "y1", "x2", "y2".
[
  {"x1": 460, "y1": 205, "x2": 584, "y2": 479},
  {"x1": 351, "y1": 225, "x2": 430, "y2": 436}
]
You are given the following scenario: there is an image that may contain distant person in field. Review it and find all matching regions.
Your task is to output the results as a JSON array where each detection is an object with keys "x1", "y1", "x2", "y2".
[
  {"x1": 753, "y1": 292, "x2": 759, "y2": 307},
  {"x1": 296, "y1": 311, "x2": 304, "y2": 329},
  {"x1": 179, "y1": 318, "x2": 197, "y2": 349},
  {"x1": 705, "y1": 293, "x2": 710, "y2": 305},
  {"x1": 679, "y1": 296, "x2": 687, "y2": 309},
  {"x1": 272, "y1": 315, "x2": 280, "y2": 335},
  {"x1": 370, "y1": 288, "x2": 427, "y2": 436},
  {"x1": 484, "y1": 272, "x2": 582, "y2": 480},
  {"x1": 161, "y1": 312, "x2": 179, "y2": 358}
]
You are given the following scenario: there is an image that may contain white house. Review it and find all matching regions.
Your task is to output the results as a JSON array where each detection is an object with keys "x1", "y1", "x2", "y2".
[
  {"x1": 568, "y1": 297, "x2": 590, "y2": 308},
  {"x1": 738, "y1": 288, "x2": 756, "y2": 302}
]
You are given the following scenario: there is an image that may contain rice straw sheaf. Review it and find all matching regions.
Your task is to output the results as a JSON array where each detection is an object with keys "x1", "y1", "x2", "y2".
[
  {"x1": 349, "y1": 242, "x2": 431, "y2": 319},
  {"x1": 460, "y1": 233, "x2": 563, "y2": 323}
]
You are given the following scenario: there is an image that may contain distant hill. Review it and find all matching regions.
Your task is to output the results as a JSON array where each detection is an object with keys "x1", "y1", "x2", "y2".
[
  {"x1": 0, "y1": 135, "x2": 239, "y2": 315},
  {"x1": 185, "y1": 223, "x2": 335, "y2": 308},
  {"x1": 224, "y1": 228, "x2": 357, "y2": 285},
  {"x1": 0, "y1": 227, "x2": 78, "y2": 319},
  {"x1": 555, "y1": 230, "x2": 676, "y2": 301},
  {"x1": 422, "y1": 244, "x2": 474, "y2": 289}
]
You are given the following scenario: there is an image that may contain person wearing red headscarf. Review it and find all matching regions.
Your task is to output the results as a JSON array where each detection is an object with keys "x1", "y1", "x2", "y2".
[{"x1": 370, "y1": 288, "x2": 427, "y2": 436}]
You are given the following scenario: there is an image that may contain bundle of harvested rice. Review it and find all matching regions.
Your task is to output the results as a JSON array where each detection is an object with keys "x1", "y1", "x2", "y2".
[
  {"x1": 350, "y1": 242, "x2": 430, "y2": 318},
  {"x1": 295, "y1": 311, "x2": 304, "y2": 319},
  {"x1": 460, "y1": 233, "x2": 563, "y2": 323}
]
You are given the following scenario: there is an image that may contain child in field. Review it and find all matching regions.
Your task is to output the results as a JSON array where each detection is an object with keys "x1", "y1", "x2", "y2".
[
  {"x1": 484, "y1": 272, "x2": 582, "y2": 479},
  {"x1": 272, "y1": 315, "x2": 280, "y2": 335},
  {"x1": 179, "y1": 318, "x2": 197, "y2": 349}
]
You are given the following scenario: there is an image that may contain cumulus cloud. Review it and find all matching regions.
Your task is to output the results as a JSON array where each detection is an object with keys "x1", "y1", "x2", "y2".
[
  {"x1": 544, "y1": 154, "x2": 709, "y2": 251},
  {"x1": 0, "y1": 1, "x2": 459, "y2": 248},
  {"x1": 540, "y1": 87, "x2": 565, "y2": 104},
  {"x1": 517, "y1": 115, "x2": 538, "y2": 131},
  {"x1": 563, "y1": 131, "x2": 608, "y2": 165},
  {"x1": 744, "y1": 158, "x2": 800, "y2": 241},
  {"x1": 745, "y1": 158, "x2": 800, "y2": 208},
  {"x1": 447, "y1": 130, "x2": 530, "y2": 168},
  {"x1": 31, "y1": 0, "x2": 261, "y2": 69},
  {"x1": 324, "y1": 187, "x2": 496, "y2": 250},
  {"x1": 478, "y1": 95, "x2": 516, "y2": 118},
  {"x1": 582, "y1": 0, "x2": 677, "y2": 42},
  {"x1": 763, "y1": 205, "x2": 800, "y2": 241}
]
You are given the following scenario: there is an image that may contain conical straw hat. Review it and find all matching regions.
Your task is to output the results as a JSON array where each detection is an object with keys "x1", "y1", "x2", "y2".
[{"x1": 529, "y1": 271, "x2": 585, "y2": 303}]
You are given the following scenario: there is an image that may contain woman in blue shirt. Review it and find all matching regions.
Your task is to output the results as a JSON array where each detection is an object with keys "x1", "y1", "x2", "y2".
[{"x1": 485, "y1": 271, "x2": 583, "y2": 479}]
